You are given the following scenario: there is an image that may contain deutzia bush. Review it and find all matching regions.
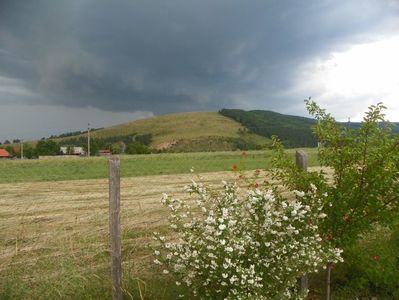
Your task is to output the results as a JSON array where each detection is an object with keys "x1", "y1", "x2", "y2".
[{"x1": 154, "y1": 179, "x2": 343, "y2": 299}]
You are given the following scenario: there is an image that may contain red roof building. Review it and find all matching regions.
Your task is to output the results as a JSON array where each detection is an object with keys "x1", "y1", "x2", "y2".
[
  {"x1": 98, "y1": 149, "x2": 111, "y2": 156},
  {"x1": 0, "y1": 149, "x2": 10, "y2": 158}
]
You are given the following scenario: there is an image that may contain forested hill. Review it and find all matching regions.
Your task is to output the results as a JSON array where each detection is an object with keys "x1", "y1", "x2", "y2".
[
  {"x1": 219, "y1": 109, "x2": 317, "y2": 147},
  {"x1": 219, "y1": 109, "x2": 399, "y2": 148}
]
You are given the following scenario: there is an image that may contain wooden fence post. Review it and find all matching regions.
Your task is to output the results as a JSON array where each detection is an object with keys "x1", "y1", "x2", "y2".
[
  {"x1": 296, "y1": 150, "x2": 309, "y2": 293},
  {"x1": 109, "y1": 155, "x2": 122, "y2": 300},
  {"x1": 296, "y1": 150, "x2": 307, "y2": 172}
]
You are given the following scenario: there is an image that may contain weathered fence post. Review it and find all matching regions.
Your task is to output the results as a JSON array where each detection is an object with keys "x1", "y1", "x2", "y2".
[
  {"x1": 109, "y1": 155, "x2": 122, "y2": 300},
  {"x1": 296, "y1": 150, "x2": 309, "y2": 293},
  {"x1": 296, "y1": 150, "x2": 307, "y2": 172},
  {"x1": 326, "y1": 262, "x2": 332, "y2": 300}
]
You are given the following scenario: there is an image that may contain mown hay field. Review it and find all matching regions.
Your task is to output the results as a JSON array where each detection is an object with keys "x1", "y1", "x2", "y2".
[
  {"x1": 0, "y1": 149, "x2": 319, "y2": 299},
  {"x1": 0, "y1": 171, "x2": 244, "y2": 299}
]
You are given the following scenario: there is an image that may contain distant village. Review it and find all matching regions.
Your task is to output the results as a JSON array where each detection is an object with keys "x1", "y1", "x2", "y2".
[{"x1": 0, "y1": 132, "x2": 152, "y2": 159}]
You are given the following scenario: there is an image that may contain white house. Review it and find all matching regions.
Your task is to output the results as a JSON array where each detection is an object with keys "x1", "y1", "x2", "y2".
[{"x1": 60, "y1": 146, "x2": 86, "y2": 155}]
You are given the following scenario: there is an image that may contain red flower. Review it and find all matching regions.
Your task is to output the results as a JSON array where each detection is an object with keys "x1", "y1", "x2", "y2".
[
  {"x1": 254, "y1": 182, "x2": 259, "y2": 188},
  {"x1": 232, "y1": 164, "x2": 238, "y2": 171},
  {"x1": 373, "y1": 255, "x2": 379, "y2": 261}
]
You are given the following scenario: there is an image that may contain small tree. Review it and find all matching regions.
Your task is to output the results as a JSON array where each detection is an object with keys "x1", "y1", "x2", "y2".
[
  {"x1": 36, "y1": 140, "x2": 60, "y2": 156},
  {"x1": 4, "y1": 145, "x2": 14, "y2": 157},
  {"x1": 271, "y1": 100, "x2": 399, "y2": 297},
  {"x1": 23, "y1": 143, "x2": 36, "y2": 159},
  {"x1": 126, "y1": 141, "x2": 151, "y2": 154},
  {"x1": 110, "y1": 142, "x2": 122, "y2": 154}
]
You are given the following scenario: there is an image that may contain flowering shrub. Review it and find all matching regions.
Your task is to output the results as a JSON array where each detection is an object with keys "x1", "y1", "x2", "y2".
[{"x1": 154, "y1": 179, "x2": 343, "y2": 299}]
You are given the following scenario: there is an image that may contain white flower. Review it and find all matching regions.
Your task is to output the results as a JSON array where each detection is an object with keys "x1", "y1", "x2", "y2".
[
  {"x1": 218, "y1": 224, "x2": 226, "y2": 231},
  {"x1": 154, "y1": 179, "x2": 342, "y2": 299},
  {"x1": 293, "y1": 190, "x2": 305, "y2": 197}
]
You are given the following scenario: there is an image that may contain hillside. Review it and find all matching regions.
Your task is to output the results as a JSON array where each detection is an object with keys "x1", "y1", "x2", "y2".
[
  {"x1": 8, "y1": 109, "x2": 399, "y2": 154},
  {"x1": 59, "y1": 112, "x2": 270, "y2": 152},
  {"x1": 219, "y1": 109, "x2": 317, "y2": 147},
  {"x1": 219, "y1": 109, "x2": 399, "y2": 148}
]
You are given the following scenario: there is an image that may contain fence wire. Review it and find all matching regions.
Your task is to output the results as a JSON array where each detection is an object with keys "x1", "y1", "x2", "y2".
[{"x1": 0, "y1": 149, "x2": 315, "y2": 299}]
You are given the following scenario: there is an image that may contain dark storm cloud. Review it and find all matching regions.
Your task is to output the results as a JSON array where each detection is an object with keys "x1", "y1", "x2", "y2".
[{"x1": 0, "y1": 0, "x2": 398, "y2": 114}]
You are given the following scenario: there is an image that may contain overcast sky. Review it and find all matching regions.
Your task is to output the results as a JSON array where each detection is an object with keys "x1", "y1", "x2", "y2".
[{"x1": 1, "y1": 0, "x2": 399, "y2": 141}]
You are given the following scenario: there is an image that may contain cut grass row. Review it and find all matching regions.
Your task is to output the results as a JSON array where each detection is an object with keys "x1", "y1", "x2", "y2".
[
  {"x1": 0, "y1": 148, "x2": 318, "y2": 183},
  {"x1": 0, "y1": 172, "x2": 239, "y2": 299}
]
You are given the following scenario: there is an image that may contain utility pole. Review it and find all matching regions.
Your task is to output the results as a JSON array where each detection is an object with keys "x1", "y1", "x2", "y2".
[
  {"x1": 88, "y1": 123, "x2": 91, "y2": 157},
  {"x1": 20, "y1": 140, "x2": 24, "y2": 160}
]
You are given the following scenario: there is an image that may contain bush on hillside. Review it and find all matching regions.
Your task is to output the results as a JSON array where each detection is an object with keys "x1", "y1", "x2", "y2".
[{"x1": 126, "y1": 141, "x2": 151, "y2": 154}]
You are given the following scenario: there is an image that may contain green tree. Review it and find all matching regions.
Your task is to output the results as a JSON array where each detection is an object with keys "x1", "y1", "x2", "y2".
[
  {"x1": 23, "y1": 143, "x2": 36, "y2": 159},
  {"x1": 4, "y1": 145, "x2": 14, "y2": 157},
  {"x1": 36, "y1": 140, "x2": 60, "y2": 156},
  {"x1": 126, "y1": 141, "x2": 151, "y2": 154},
  {"x1": 272, "y1": 100, "x2": 399, "y2": 246},
  {"x1": 110, "y1": 142, "x2": 122, "y2": 154},
  {"x1": 271, "y1": 100, "x2": 399, "y2": 298}
]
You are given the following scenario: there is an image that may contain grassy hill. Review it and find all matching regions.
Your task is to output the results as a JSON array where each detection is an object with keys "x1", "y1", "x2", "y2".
[
  {"x1": 59, "y1": 112, "x2": 270, "y2": 152},
  {"x1": 6, "y1": 109, "x2": 399, "y2": 154}
]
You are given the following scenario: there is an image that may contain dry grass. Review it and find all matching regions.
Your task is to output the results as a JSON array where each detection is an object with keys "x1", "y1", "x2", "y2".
[
  {"x1": 0, "y1": 167, "x2": 329, "y2": 299},
  {"x1": 58, "y1": 111, "x2": 269, "y2": 148},
  {"x1": 0, "y1": 171, "x2": 241, "y2": 298}
]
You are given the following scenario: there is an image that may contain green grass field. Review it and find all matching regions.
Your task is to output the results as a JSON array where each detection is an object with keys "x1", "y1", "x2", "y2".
[{"x1": 0, "y1": 148, "x2": 319, "y2": 183}]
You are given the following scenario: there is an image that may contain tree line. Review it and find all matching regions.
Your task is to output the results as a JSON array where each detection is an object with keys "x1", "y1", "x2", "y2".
[
  {"x1": 219, "y1": 108, "x2": 318, "y2": 147},
  {"x1": 0, "y1": 133, "x2": 153, "y2": 158}
]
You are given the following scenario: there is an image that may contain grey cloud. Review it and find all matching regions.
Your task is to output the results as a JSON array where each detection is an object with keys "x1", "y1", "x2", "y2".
[{"x1": 0, "y1": 0, "x2": 398, "y2": 116}]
